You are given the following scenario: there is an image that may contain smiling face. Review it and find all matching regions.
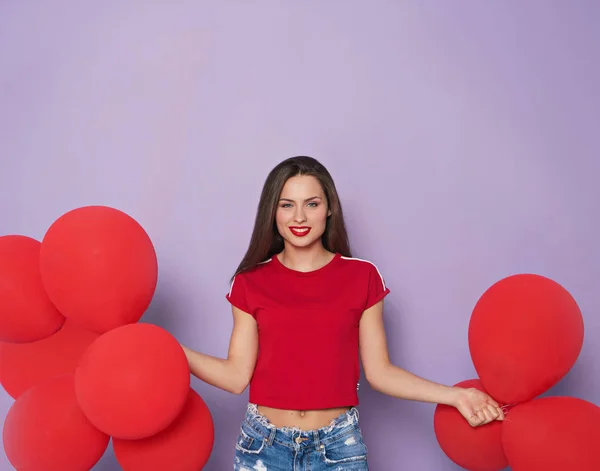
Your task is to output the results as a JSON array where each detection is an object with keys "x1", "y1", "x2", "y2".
[{"x1": 275, "y1": 174, "x2": 332, "y2": 250}]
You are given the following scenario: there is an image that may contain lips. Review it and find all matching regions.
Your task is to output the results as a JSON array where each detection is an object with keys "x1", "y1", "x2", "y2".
[{"x1": 289, "y1": 226, "x2": 311, "y2": 237}]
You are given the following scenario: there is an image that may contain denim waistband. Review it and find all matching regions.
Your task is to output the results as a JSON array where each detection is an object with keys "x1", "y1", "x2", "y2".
[{"x1": 242, "y1": 403, "x2": 361, "y2": 449}]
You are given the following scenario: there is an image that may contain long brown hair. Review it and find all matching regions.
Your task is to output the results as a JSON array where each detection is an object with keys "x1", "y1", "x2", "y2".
[{"x1": 232, "y1": 156, "x2": 352, "y2": 279}]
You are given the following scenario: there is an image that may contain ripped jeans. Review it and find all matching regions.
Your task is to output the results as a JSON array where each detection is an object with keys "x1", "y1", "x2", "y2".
[{"x1": 234, "y1": 403, "x2": 369, "y2": 470}]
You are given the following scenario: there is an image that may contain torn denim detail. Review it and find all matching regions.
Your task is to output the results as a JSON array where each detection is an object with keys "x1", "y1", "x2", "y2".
[{"x1": 246, "y1": 403, "x2": 360, "y2": 435}]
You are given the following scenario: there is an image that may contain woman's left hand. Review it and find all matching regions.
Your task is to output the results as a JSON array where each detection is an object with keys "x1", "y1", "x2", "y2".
[{"x1": 452, "y1": 387, "x2": 505, "y2": 427}]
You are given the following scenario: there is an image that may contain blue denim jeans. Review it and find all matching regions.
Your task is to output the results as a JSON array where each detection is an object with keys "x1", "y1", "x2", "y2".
[{"x1": 234, "y1": 403, "x2": 369, "y2": 470}]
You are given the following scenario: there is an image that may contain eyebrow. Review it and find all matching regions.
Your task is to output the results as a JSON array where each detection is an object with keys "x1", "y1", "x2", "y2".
[{"x1": 278, "y1": 196, "x2": 322, "y2": 202}]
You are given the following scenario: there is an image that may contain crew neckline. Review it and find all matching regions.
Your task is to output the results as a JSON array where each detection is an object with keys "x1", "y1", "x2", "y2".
[{"x1": 272, "y1": 252, "x2": 342, "y2": 277}]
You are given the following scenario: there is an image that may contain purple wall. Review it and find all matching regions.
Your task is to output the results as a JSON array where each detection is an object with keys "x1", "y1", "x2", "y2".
[{"x1": 1, "y1": 2, "x2": 599, "y2": 470}]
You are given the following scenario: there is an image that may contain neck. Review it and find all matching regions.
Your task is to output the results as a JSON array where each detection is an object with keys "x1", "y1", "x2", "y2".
[{"x1": 278, "y1": 243, "x2": 334, "y2": 272}]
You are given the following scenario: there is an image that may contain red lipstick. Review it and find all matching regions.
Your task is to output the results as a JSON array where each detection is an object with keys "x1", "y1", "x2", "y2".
[{"x1": 289, "y1": 226, "x2": 311, "y2": 237}]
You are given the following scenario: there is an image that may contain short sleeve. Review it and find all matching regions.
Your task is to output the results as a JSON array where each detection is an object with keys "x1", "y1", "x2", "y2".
[
  {"x1": 225, "y1": 272, "x2": 254, "y2": 317},
  {"x1": 364, "y1": 262, "x2": 391, "y2": 310}
]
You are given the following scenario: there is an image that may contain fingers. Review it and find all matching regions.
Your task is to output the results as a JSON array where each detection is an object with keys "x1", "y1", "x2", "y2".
[
  {"x1": 483, "y1": 394, "x2": 506, "y2": 420},
  {"x1": 468, "y1": 411, "x2": 483, "y2": 427},
  {"x1": 462, "y1": 389, "x2": 507, "y2": 427},
  {"x1": 484, "y1": 401, "x2": 505, "y2": 421},
  {"x1": 482, "y1": 393, "x2": 505, "y2": 422},
  {"x1": 483, "y1": 405, "x2": 497, "y2": 423},
  {"x1": 467, "y1": 407, "x2": 487, "y2": 427},
  {"x1": 468, "y1": 404, "x2": 504, "y2": 427}
]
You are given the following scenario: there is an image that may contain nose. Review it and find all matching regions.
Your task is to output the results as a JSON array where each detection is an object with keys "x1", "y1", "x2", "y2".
[{"x1": 293, "y1": 206, "x2": 307, "y2": 223}]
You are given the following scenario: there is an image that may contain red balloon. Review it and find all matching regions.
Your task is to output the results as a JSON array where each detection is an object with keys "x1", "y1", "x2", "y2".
[
  {"x1": 502, "y1": 396, "x2": 600, "y2": 471},
  {"x1": 114, "y1": 388, "x2": 214, "y2": 471},
  {"x1": 75, "y1": 323, "x2": 190, "y2": 439},
  {"x1": 39, "y1": 206, "x2": 158, "y2": 334},
  {"x1": 468, "y1": 274, "x2": 584, "y2": 404},
  {"x1": 0, "y1": 235, "x2": 65, "y2": 343},
  {"x1": 2, "y1": 374, "x2": 110, "y2": 471},
  {"x1": 434, "y1": 379, "x2": 508, "y2": 471},
  {"x1": 0, "y1": 320, "x2": 98, "y2": 398}
]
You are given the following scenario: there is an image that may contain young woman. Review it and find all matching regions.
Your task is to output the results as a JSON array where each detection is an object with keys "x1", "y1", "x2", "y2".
[{"x1": 182, "y1": 156, "x2": 504, "y2": 470}]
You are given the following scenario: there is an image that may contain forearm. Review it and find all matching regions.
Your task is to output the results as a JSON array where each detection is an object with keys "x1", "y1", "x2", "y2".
[
  {"x1": 368, "y1": 363, "x2": 459, "y2": 406},
  {"x1": 181, "y1": 345, "x2": 249, "y2": 395}
]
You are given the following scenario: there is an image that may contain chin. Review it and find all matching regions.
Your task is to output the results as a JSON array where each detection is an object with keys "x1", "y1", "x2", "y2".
[{"x1": 285, "y1": 235, "x2": 323, "y2": 250}]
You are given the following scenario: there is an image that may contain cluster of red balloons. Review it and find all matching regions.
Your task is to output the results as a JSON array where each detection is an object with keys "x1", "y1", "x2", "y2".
[
  {"x1": 433, "y1": 274, "x2": 600, "y2": 471},
  {"x1": 0, "y1": 206, "x2": 214, "y2": 471}
]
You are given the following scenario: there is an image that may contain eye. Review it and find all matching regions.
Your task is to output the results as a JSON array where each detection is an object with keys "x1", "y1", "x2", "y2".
[
  {"x1": 280, "y1": 203, "x2": 293, "y2": 208},
  {"x1": 307, "y1": 202, "x2": 319, "y2": 208}
]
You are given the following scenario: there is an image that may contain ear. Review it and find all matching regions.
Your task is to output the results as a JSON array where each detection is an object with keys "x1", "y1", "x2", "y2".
[{"x1": 327, "y1": 209, "x2": 332, "y2": 217}]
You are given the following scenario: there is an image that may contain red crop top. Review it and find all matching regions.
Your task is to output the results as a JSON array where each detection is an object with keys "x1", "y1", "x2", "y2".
[{"x1": 225, "y1": 252, "x2": 390, "y2": 410}]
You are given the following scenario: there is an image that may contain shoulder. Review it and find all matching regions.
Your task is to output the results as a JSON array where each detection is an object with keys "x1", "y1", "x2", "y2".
[
  {"x1": 226, "y1": 258, "x2": 275, "y2": 314},
  {"x1": 338, "y1": 255, "x2": 390, "y2": 307},
  {"x1": 338, "y1": 255, "x2": 389, "y2": 293},
  {"x1": 230, "y1": 258, "x2": 275, "y2": 284},
  {"x1": 338, "y1": 255, "x2": 386, "y2": 276}
]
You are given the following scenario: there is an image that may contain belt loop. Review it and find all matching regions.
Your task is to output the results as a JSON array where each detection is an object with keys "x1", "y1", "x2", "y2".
[
  {"x1": 267, "y1": 427, "x2": 276, "y2": 446},
  {"x1": 313, "y1": 429, "x2": 321, "y2": 451}
]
